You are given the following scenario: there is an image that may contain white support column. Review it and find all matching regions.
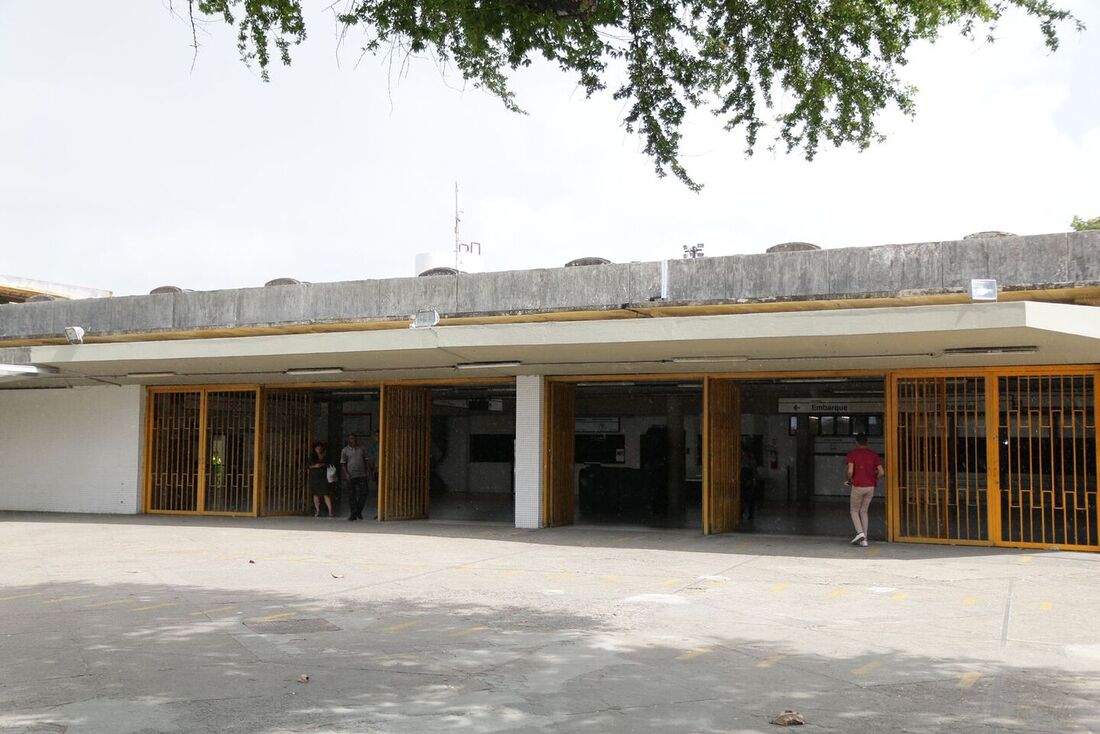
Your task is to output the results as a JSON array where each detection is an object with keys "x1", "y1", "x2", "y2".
[{"x1": 514, "y1": 375, "x2": 545, "y2": 529}]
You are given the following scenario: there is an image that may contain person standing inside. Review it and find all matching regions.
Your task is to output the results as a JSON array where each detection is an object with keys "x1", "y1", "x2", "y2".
[
  {"x1": 845, "y1": 432, "x2": 884, "y2": 547},
  {"x1": 307, "y1": 442, "x2": 336, "y2": 518},
  {"x1": 341, "y1": 433, "x2": 369, "y2": 521}
]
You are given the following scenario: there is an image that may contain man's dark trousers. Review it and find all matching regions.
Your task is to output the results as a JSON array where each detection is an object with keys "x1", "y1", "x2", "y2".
[{"x1": 347, "y1": 476, "x2": 368, "y2": 520}]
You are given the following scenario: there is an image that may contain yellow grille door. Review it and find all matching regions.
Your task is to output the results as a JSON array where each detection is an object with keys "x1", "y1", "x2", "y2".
[
  {"x1": 703, "y1": 377, "x2": 741, "y2": 535},
  {"x1": 894, "y1": 376, "x2": 989, "y2": 543},
  {"x1": 263, "y1": 390, "x2": 313, "y2": 515},
  {"x1": 147, "y1": 390, "x2": 202, "y2": 513},
  {"x1": 202, "y1": 390, "x2": 258, "y2": 514},
  {"x1": 999, "y1": 374, "x2": 1097, "y2": 549},
  {"x1": 546, "y1": 382, "x2": 576, "y2": 527},
  {"x1": 378, "y1": 385, "x2": 432, "y2": 521}
]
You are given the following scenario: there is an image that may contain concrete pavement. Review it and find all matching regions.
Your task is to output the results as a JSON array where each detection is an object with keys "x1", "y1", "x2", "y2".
[{"x1": 2, "y1": 513, "x2": 1099, "y2": 733}]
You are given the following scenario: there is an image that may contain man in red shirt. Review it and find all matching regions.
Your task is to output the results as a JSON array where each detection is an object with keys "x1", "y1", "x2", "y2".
[{"x1": 845, "y1": 433, "x2": 884, "y2": 547}]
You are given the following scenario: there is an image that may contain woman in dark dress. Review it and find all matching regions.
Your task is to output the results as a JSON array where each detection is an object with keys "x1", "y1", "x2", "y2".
[{"x1": 308, "y1": 442, "x2": 336, "y2": 517}]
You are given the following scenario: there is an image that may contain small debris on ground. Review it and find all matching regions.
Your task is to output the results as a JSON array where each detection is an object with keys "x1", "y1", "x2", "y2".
[
  {"x1": 770, "y1": 710, "x2": 805, "y2": 726},
  {"x1": 248, "y1": 560, "x2": 255, "y2": 564},
  {"x1": 297, "y1": 674, "x2": 310, "y2": 684},
  {"x1": 330, "y1": 573, "x2": 344, "y2": 579}
]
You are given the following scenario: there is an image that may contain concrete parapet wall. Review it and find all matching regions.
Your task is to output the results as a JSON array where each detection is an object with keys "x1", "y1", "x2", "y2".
[{"x1": 2, "y1": 231, "x2": 1098, "y2": 341}]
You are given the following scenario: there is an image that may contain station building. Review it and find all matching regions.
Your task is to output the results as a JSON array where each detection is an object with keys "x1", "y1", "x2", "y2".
[{"x1": 2, "y1": 232, "x2": 1099, "y2": 551}]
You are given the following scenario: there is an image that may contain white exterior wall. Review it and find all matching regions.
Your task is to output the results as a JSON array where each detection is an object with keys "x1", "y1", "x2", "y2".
[
  {"x1": 0, "y1": 385, "x2": 143, "y2": 513},
  {"x1": 513, "y1": 375, "x2": 544, "y2": 528}
]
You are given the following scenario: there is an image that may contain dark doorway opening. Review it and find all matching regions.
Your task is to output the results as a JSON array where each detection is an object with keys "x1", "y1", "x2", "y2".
[{"x1": 573, "y1": 381, "x2": 703, "y2": 529}]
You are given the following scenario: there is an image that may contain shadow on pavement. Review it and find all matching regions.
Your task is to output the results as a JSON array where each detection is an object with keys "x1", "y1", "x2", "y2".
[{"x1": 1, "y1": 576, "x2": 1097, "y2": 733}]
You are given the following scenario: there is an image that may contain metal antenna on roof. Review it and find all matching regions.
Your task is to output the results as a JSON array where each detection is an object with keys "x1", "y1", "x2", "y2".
[{"x1": 454, "y1": 181, "x2": 462, "y2": 270}]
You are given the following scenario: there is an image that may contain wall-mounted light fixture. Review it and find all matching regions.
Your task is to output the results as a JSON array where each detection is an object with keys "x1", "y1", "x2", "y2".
[
  {"x1": 969, "y1": 279, "x2": 998, "y2": 302},
  {"x1": 410, "y1": 308, "x2": 440, "y2": 329},
  {"x1": 63, "y1": 326, "x2": 85, "y2": 344},
  {"x1": 455, "y1": 361, "x2": 521, "y2": 370},
  {"x1": 285, "y1": 367, "x2": 345, "y2": 376}
]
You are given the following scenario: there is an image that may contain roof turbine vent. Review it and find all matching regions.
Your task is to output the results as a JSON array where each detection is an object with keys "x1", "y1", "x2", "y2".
[
  {"x1": 565, "y1": 257, "x2": 612, "y2": 267},
  {"x1": 963, "y1": 231, "x2": 1016, "y2": 240},
  {"x1": 766, "y1": 242, "x2": 820, "y2": 254}
]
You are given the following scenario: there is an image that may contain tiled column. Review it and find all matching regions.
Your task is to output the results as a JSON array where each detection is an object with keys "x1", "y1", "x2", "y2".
[{"x1": 514, "y1": 375, "x2": 545, "y2": 529}]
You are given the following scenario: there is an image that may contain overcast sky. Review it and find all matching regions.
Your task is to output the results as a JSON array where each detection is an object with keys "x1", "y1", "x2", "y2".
[{"x1": 1, "y1": 1, "x2": 1097, "y2": 296}]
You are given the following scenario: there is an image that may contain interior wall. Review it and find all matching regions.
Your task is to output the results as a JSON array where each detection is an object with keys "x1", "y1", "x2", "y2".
[
  {"x1": 0, "y1": 386, "x2": 144, "y2": 513},
  {"x1": 436, "y1": 412, "x2": 516, "y2": 494}
]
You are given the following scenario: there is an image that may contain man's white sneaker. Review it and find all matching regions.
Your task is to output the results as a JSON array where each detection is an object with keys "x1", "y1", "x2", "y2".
[
  {"x1": 850, "y1": 533, "x2": 865, "y2": 545},
  {"x1": 859, "y1": 539, "x2": 869, "y2": 547}
]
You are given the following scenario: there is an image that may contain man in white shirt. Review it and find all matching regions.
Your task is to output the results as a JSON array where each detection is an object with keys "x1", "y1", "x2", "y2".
[{"x1": 340, "y1": 433, "x2": 370, "y2": 521}]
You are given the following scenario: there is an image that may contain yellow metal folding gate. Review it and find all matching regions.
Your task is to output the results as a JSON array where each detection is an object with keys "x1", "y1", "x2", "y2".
[
  {"x1": 146, "y1": 387, "x2": 260, "y2": 516},
  {"x1": 891, "y1": 370, "x2": 1098, "y2": 550},
  {"x1": 703, "y1": 377, "x2": 741, "y2": 535},
  {"x1": 262, "y1": 391, "x2": 313, "y2": 515},
  {"x1": 378, "y1": 385, "x2": 432, "y2": 521},
  {"x1": 893, "y1": 375, "x2": 990, "y2": 544},
  {"x1": 544, "y1": 382, "x2": 576, "y2": 527},
  {"x1": 998, "y1": 374, "x2": 1097, "y2": 548}
]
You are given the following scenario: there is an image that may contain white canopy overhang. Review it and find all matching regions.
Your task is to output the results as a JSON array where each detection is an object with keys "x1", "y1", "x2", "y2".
[{"x1": 2, "y1": 301, "x2": 1098, "y2": 388}]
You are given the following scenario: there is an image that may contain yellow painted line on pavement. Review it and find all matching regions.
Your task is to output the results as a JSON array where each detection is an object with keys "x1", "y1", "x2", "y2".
[
  {"x1": 251, "y1": 611, "x2": 296, "y2": 623},
  {"x1": 757, "y1": 654, "x2": 785, "y2": 668},
  {"x1": 963, "y1": 597, "x2": 977, "y2": 606},
  {"x1": 448, "y1": 566, "x2": 473, "y2": 574},
  {"x1": 43, "y1": 595, "x2": 90, "y2": 605},
  {"x1": 132, "y1": 602, "x2": 177, "y2": 612},
  {"x1": 853, "y1": 660, "x2": 882, "y2": 675},
  {"x1": 86, "y1": 598, "x2": 133, "y2": 608},
  {"x1": 191, "y1": 606, "x2": 236, "y2": 616},
  {"x1": 449, "y1": 625, "x2": 488, "y2": 637},
  {"x1": 549, "y1": 572, "x2": 574, "y2": 581},
  {"x1": 892, "y1": 592, "x2": 908, "y2": 601},
  {"x1": 601, "y1": 575, "x2": 622, "y2": 583},
  {"x1": 676, "y1": 648, "x2": 711, "y2": 662},
  {"x1": 1019, "y1": 556, "x2": 1033, "y2": 564},
  {"x1": 958, "y1": 671, "x2": 982, "y2": 689},
  {"x1": 829, "y1": 588, "x2": 848, "y2": 599},
  {"x1": 611, "y1": 536, "x2": 632, "y2": 545},
  {"x1": 769, "y1": 584, "x2": 788, "y2": 593},
  {"x1": 868, "y1": 548, "x2": 882, "y2": 557},
  {"x1": 0, "y1": 592, "x2": 42, "y2": 602},
  {"x1": 1039, "y1": 601, "x2": 1054, "y2": 611},
  {"x1": 660, "y1": 578, "x2": 682, "y2": 586},
  {"x1": 383, "y1": 620, "x2": 424, "y2": 633}
]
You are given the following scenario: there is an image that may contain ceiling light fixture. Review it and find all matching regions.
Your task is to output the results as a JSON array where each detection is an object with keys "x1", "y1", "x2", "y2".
[
  {"x1": 941, "y1": 345, "x2": 1037, "y2": 355},
  {"x1": 758, "y1": 352, "x2": 935, "y2": 362},
  {"x1": 0, "y1": 363, "x2": 60, "y2": 376},
  {"x1": 126, "y1": 371, "x2": 178, "y2": 378},
  {"x1": 285, "y1": 367, "x2": 345, "y2": 376},
  {"x1": 670, "y1": 356, "x2": 749, "y2": 364},
  {"x1": 455, "y1": 361, "x2": 521, "y2": 370}
]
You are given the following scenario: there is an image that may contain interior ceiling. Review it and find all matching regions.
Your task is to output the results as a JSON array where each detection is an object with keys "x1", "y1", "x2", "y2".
[{"x1": 3, "y1": 303, "x2": 1097, "y2": 390}]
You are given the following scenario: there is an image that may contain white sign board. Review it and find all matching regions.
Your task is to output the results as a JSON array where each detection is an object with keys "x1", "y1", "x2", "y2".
[{"x1": 777, "y1": 398, "x2": 883, "y2": 414}]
